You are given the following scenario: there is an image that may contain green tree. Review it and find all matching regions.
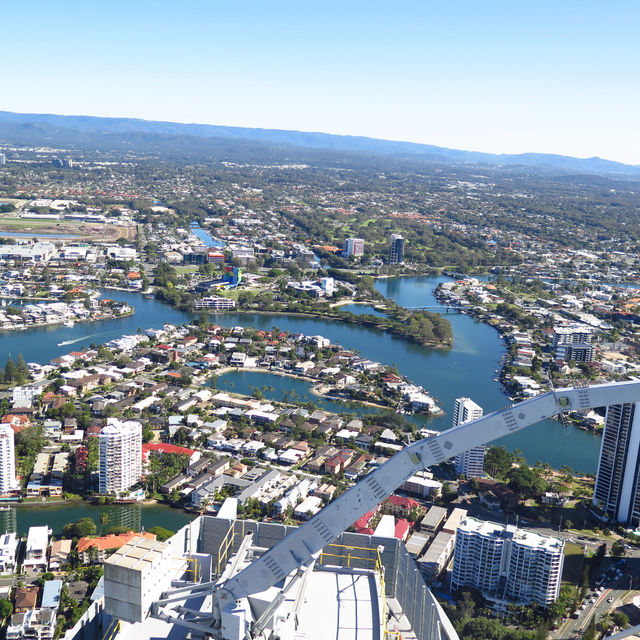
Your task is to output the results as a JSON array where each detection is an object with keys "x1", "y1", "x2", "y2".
[
  {"x1": 483, "y1": 446, "x2": 514, "y2": 479},
  {"x1": 507, "y1": 465, "x2": 547, "y2": 500},
  {"x1": 611, "y1": 539, "x2": 626, "y2": 557},
  {"x1": 0, "y1": 598, "x2": 13, "y2": 620},
  {"x1": 147, "y1": 526, "x2": 175, "y2": 542},
  {"x1": 36, "y1": 572, "x2": 55, "y2": 586},
  {"x1": 63, "y1": 517, "x2": 97, "y2": 538},
  {"x1": 4, "y1": 356, "x2": 17, "y2": 383},
  {"x1": 583, "y1": 615, "x2": 597, "y2": 640},
  {"x1": 99, "y1": 512, "x2": 109, "y2": 535},
  {"x1": 611, "y1": 611, "x2": 629, "y2": 628}
]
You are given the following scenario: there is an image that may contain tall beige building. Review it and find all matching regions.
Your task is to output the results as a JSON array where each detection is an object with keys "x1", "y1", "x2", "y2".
[{"x1": 99, "y1": 419, "x2": 142, "y2": 495}]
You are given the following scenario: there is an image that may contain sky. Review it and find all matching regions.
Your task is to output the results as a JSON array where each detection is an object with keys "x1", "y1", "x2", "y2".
[{"x1": 2, "y1": 1, "x2": 640, "y2": 163}]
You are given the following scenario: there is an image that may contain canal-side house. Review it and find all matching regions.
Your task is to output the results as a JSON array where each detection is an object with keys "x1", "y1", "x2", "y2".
[
  {"x1": 77, "y1": 531, "x2": 157, "y2": 564},
  {"x1": 0, "y1": 532, "x2": 18, "y2": 573},
  {"x1": 23, "y1": 526, "x2": 50, "y2": 571},
  {"x1": 48, "y1": 539, "x2": 72, "y2": 571}
]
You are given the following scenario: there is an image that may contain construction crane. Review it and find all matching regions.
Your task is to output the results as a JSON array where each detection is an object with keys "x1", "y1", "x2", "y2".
[{"x1": 150, "y1": 380, "x2": 640, "y2": 639}]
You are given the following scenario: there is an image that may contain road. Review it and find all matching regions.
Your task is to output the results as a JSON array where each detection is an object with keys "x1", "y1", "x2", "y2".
[{"x1": 553, "y1": 555, "x2": 640, "y2": 639}]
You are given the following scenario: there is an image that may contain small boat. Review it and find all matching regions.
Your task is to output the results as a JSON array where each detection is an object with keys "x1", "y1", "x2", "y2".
[
  {"x1": 64, "y1": 320, "x2": 75, "y2": 327},
  {"x1": 0, "y1": 506, "x2": 11, "y2": 511},
  {"x1": 57, "y1": 339, "x2": 74, "y2": 346}
]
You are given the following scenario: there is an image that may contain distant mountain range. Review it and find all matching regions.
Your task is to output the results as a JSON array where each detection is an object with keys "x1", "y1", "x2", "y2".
[{"x1": 0, "y1": 109, "x2": 638, "y2": 176}]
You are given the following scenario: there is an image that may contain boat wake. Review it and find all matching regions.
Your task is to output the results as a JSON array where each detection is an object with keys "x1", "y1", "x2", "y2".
[{"x1": 57, "y1": 331, "x2": 109, "y2": 347}]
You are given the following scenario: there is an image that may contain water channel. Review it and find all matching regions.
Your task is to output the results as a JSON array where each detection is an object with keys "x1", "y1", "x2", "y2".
[
  {"x1": 214, "y1": 292, "x2": 601, "y2": 473},
  {"x1": 0, "y1": 502, "x2": 194, "y2": 537},
  {"x1": 0, "y1": 274, "x2": 602, "y2": 495}
]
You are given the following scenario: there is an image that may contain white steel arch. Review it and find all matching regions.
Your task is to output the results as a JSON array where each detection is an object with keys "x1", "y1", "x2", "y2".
[{"x1": 217, "y1": 381, "x2": 640, "y2": 605}]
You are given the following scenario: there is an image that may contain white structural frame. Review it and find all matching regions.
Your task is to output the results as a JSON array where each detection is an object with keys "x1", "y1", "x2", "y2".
[
  {"x1": 216, "y1": 381, "x2": 639, "y2": 607},
  {"x1": 145, "y1": 381, "x2": 640, "y2": 640}
]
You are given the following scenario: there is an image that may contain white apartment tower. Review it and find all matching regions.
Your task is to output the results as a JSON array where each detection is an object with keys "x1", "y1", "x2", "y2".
[
  {"x1": 453, "y1": 397, "x2": 485, "y2": 478},
  {"x1": 342, "y1": 237, "x2": 365, "y2": 258},
  {"x1": 593, "y1": 402, "x2": 640, "y2": 528},
  {"x1": 452, "y1": 517, "x2": 564, "y2": 606},
  {"x1": 0, "y1": 426, "x2": 17, "y2": 494},
  {"x1": 99, "y1": 419, "x2": 142, "y2": 495}
]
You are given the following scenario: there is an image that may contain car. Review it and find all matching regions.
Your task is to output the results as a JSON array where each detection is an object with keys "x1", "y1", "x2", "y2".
[
  {"x1": 599, "y1": 586, "x2": 605, "y2": 592},
  {"x1": 608, "y1": 597, "x2": 614, "y2": 603}
]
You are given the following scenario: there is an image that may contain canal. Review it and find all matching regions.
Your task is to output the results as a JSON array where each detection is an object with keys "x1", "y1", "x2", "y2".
[
  {"x1": 0, "y1": 502, "x2": 195, "y2": 537},
  {"x1": 0, "y1": 277, "x2": 602, "y2": 472}
]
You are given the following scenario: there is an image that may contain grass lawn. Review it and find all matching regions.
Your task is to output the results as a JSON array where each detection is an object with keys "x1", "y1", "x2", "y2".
[
  {"x1": 529, "y1": 502, "x2": 591, "y2": 531},
  {"x1": 563, "y1": 542, "x2": 585, "y2": 584}
]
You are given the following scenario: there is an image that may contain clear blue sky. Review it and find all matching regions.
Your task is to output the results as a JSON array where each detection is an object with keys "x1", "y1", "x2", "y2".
[{"x1": 2, "y1": 1, "x2": 639, "y2": 163}]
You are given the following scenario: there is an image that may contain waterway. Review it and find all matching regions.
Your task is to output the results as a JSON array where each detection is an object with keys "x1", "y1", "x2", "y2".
[
  {"x1": 190, "y1": 223, "x2": 224, "y2": 248},
  {"x1": 1, "y1": 278, "x2": 602, "y2": 472},
  {"x1": 337, "y1": 303, "x2": 387, "y2": 317},
  {"x1": 0, "y1": 503, "x2": 194, "y2": 536},
  {"x1": 213, "y1": 276, "x2": 601, "y2": 473},
  {"x1": 215, "y1": 370, "x2": 386, "y2": 418},
  {"x1": 0, "y1": 290, "x2": 197, "y2": 364}
]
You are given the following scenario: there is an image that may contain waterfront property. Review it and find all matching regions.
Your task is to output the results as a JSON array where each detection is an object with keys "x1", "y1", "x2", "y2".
[
  {"x1": 0, "y1": 278, "x2": 605, "y2": 472},
  {"x1": 99, "y1": 419, "x2": 142, "y2": 495},
  {"x1": 451, "y1": 516, "x2": 564, "y2": 607}
]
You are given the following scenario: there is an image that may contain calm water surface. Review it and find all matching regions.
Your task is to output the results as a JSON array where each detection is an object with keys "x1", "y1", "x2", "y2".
[
  {"x1": 0, "y1": 503, "x2": 194, "y2": 536},
  {"x1": 215, "y1": 276, "x2": 601, "y2": 472},
  {"x1": 337, "y1": 303, "x2": 387, "y2": 317},
  {"x1": 1, "y1": 278, "x2": 601, "y2": 472}
]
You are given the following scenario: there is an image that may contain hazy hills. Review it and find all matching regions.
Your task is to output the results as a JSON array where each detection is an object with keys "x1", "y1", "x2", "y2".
[{"x1": 0, "y1": 109, "x2": 637, "y2": 177}]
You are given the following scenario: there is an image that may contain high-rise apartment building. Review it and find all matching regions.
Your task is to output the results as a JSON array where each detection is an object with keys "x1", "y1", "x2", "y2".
[
  {"x1": 593, "y1": 402, "x2": 640, "y2": 527},
  {"x1": 453, "y1": 397, "x2": 485, "y2": 478},
  {"x1": 342, "y1": 238, "x2": 365, "y2": 257},
  {"x1": 99, "y1": 419, "x2": 142, "y2": 495},
  {"x1": 0, "y1": 153, "x2": 6, "y2": 166},
  {"x1": 553, "y1": 324, "x2": 595, "y2": 362},
  {"x1": 451, "y1": 517, "x2": 564, "y2": 606},
  {"x1": 389, "y1": 234, "x2": 405, "y2": 264},
  {"x1": 0, "y1": 426, "x2": 17, "y2": 494}
]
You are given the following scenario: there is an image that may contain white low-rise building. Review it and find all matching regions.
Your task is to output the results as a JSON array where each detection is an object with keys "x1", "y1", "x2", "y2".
[
  {"x1": 23, "y1": 526, "x2": 51, "y2": 570},
  {"x1": 293, "y1": 496, "x2": 323, "y2": 519},
  {"x1": 0, "y1": 532, "x2": 18, "y2": 573}
]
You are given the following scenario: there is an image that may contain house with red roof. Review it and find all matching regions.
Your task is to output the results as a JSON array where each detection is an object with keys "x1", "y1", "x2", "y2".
[
  {"x1": 353, "y1": 508, "x2": 380, "y2": 534},
  {"x1": 142, "y1": 442, "x2": 200, "y2": 465},
  {"x1": 394, "y1": 518, "x2": 411, "y2": 541},
  {"x1": 1, "y1": 414, "x2": 31, "y2": 433},
  {"x1": 323, "y1": 450, "x2": 353, "y2": 475},
  {"x1": 384, "y1": 495, "x2": 425, "y2": 518},
  {"x1": 77, "y1": 531, "x2": 156, "y2": 564}
]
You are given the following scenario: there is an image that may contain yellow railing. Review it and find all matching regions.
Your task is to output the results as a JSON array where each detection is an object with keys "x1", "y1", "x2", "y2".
[
  {"x1": 318, "y1": 543, "x2": 383, "y2": 571},
  {"x1": 216, "y1": 520, "x2": 245, "y2": 577},
  {"x1": 318, "y1": 544, "x2": 399, "y2": 640},
  {"x1": 101, "y1": 618, "x2": 121, "y2": 640},
  {"x1": 174, "y1": 555, "x2": 199, "y2": 581}
]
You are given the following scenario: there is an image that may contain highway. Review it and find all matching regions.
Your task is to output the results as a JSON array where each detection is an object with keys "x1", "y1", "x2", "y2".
[{"x1": 553, "y1": 555, "x2": 640, "y2": 639}]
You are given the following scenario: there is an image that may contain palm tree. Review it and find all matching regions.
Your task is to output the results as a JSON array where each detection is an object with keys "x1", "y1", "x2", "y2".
[{"x1": 99, "y1": 512, "x2": 109, "y2": 535}]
